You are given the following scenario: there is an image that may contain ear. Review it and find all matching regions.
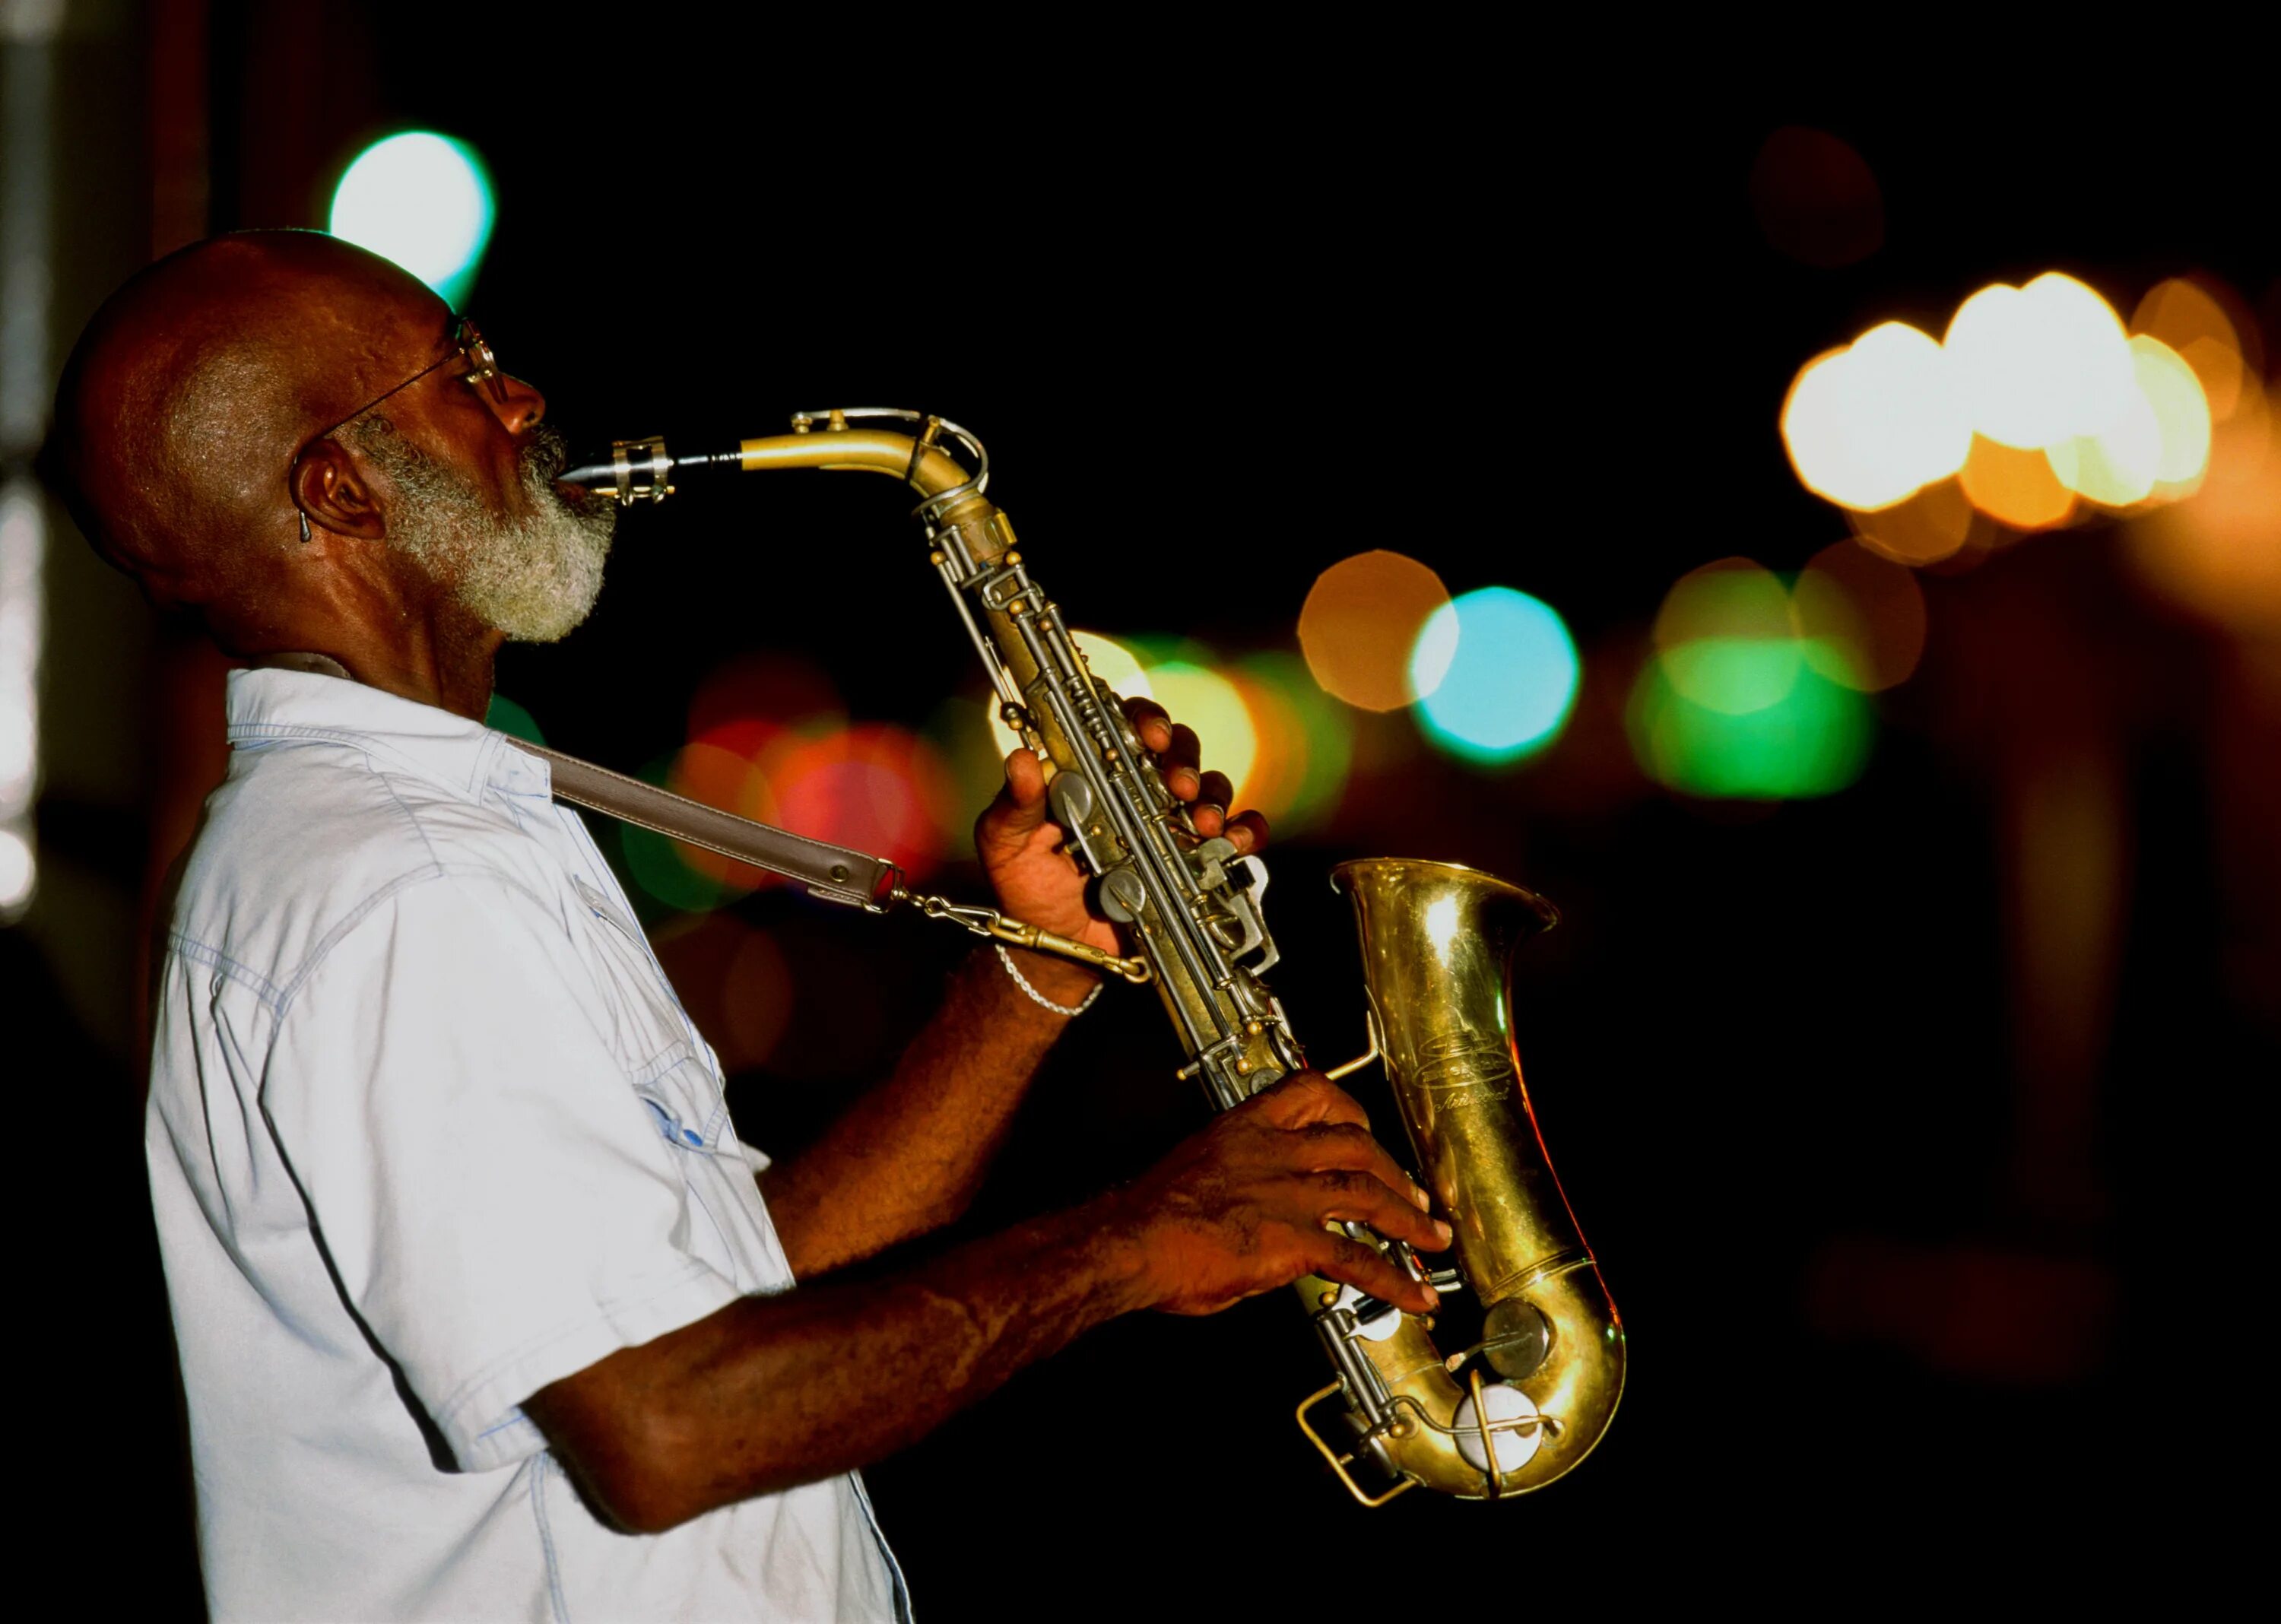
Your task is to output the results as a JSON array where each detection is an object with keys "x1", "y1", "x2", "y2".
[{"x1": 290, "y1": 439, "x2": 388, "y2": 543}]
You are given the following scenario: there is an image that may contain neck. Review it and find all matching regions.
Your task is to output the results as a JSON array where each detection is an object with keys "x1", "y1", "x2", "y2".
[
  {"x1": 248, "y1": 588, "x2": 505, "y2": 719},
  {"x1": 329, "y1": 595, "x2": 504, "y2": 718}
]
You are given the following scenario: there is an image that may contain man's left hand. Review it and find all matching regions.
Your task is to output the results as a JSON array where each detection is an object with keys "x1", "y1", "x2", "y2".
[{"x1": 975, "y1": 696, "x2": 1271, "y2": 963}]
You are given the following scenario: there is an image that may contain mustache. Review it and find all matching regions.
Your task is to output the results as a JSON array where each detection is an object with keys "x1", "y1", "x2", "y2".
[{"x1": 521, "y1": 423, "x2": 570, "y2": 483}]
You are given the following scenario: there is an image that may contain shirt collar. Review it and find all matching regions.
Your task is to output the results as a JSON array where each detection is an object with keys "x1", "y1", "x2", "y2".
[{"x1": 224, "y1": 668, "x2": 550, "y2": 802}]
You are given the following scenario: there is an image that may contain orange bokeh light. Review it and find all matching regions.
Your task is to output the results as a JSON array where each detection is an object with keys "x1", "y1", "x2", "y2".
[
  {"x1": 1847, "y1": 476, "x2": 1977, "y2": 566},
  {"x1": 1795, "y1": 541, "x2": 1927, "y2": 692},
  {"x1": 1959, "y1": 434, "x2": 2076, "y2": 531},
  {"x1": 2130, "y1": 277, "x2": 2248, "y2": 422},
  {"x1": 2127, "y1": 383, "x2": 2281, "y2": 634},
  {"x1": 1298, "y1": 550, "x2": 1453, "y2": 712}
]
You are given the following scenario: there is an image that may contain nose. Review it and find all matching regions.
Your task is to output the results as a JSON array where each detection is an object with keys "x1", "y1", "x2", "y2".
[{"x1": 488, "y1": 370, "x2": 546, "y2": 435}]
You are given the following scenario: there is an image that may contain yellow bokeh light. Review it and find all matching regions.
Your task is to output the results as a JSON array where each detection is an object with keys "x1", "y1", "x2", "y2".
[
  {"x1": 987, "y1": 631, "x2": 1154, "y2": 760},
  {"x1": 2045, "y1": 391, "x2": 2162, "y2": 509},
  {"x1": 1795, "y1": 541, "x2": 1927, "y2": 692},
  {"x1": 1147, "y1": 661, "x2": 1259, "y2": 804},
  {"x1": 1848, "y1": 476, "x2": 1975, "y2": 566},
  {"x1": 1959, "y1": 433, "x2": 2076, "y2": 530},
  {"x1": 2130, "y1": 277, "x2": 2245, "y2": 421},
  {"x1": 2129, "y1": 334, "x2": 2213, "y2": 493},
  {"x1": 1298, "y1": 550, "x2": 1454, "y2": 712},
  {"x1": 1781, "y1": 322, "x2": 1971, "y2": 511},
  {"x1": 2045, "y1": 334, "x2": 2209, "y2": 511}
]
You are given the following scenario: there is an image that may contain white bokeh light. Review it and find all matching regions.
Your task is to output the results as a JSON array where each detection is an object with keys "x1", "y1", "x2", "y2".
[{"x1": 328, "y1": 132, "x2": 496, "y2": 307}]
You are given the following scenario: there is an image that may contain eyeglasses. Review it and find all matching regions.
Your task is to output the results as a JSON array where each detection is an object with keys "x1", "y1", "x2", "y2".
[{"x1": 300, "y1": 316, "x2": 508, "y2": 453}]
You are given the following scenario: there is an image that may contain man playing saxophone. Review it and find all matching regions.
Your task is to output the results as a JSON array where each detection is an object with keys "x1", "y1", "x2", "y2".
[{"x1": 50, "y1": 231, "x2": 1449, "y2": 1621}]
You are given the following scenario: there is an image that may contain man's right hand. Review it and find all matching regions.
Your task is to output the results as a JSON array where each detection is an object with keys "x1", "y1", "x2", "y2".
[{"x1": 1106, "y1": 1071, "x2": 1452, "y2": 1318}]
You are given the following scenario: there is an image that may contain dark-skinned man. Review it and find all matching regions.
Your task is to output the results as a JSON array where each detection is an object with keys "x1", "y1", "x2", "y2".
[{"x1": 52, "y1": 231, "x2": 1447, "y2": 1622}]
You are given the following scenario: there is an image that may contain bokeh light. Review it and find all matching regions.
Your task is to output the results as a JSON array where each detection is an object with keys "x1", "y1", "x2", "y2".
[
  {"x1": 1748, "y1": 126, "x2": 1883, "y2": 269},
  {"x1": 1846, "y1": 476, "x2": 1977, "y2": 566},
  {"x1": 1959, "y1": 434, "x2": 2076, "y2": 531},
  {"x1": 1626, "y1": 655, "x2": 1873, "y2": 799},
  {"x1": 328, "y1": 132, "x2": 496, "y2": 307},
  {"x1": 2130, "y1": 277, "x2": 2248, "y2": 423},
  {"x1": 768, "y1": 725, "x2": 956, "y2": 885},
  {"x1": 2044, "y1": 384, "x2": 2162, "y2": 508},
  {"x1": 617, "y1": 753, "x2": 733, "y2": 915},
  {"x1": 691, "y1": 651, "x2": 843, "y2": 744},
  {"x1": 1147, "y1": 661, "x2": 1259, "y2": 797},
  {"x1": 1410, "y1": 587, "x2": 1580, "y2": 764},
  {"x1": 650, "y1": 912, "x2": 795, "y2": 1074},
  {"x1": 1794, "y1": 542, "x2": 1927, "y2": 692},
  {"x1": 1943, "y1": 274, "x2": 2136, "y2": 452},
  {"x1": 1233, "y1": 651, "x2": 1353, "y2": 833},
  {"x1": 2128, "y1": 335, "x2": 2213, "y2": 493},
  {"x1": 483, "y1": 692, "x2": 544, "y2": 744},
  {"x1": 612, "y1": 652, "x2": 960, "y2": 915},
  {"x1": 1793, "y1": 270, "x2": 2223, "y2": 534},
  {"x1": 1781, "y1": 322, "x2": 1971, "y2": 510},
  {"x1": 1652, "y1": 560, "x2": 1801, "y2": 714},
  {"x1": 961, "y1": 632, "x2": 1356, "y2": 836},
  {"x1": 1299, "y1": 550, "x2": 1455, "y2": 711},
  {"x1": 985, "y1": 631, "x2": 1153, "y2": 761},
  {"x1": 2127, "y1": 382, "x2": 2281, "y2": 634},
  {"x1": 1635, "y1": 557, "x2": 1878, "y2": 798},
  {"x1": 2038, "y1": 333, "x2": 2210, "y2": 510}
]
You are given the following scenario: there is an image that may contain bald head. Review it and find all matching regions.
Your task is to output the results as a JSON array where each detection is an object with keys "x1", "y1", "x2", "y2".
[
  {"x1": 52, "y1": 233, "x2": 609, "y2": 708},
  {"x1": 53, "y1": 231, "x2": 451, "y2": 615}
]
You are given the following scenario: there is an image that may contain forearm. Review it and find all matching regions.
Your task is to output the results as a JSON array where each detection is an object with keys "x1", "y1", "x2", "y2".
[
  {"x1": 528, "y1": 1191, "x2": 1147, "y2": 1533},
  {"x1": 758, "y1": 944, "x2": 1102, "y2": 1277}
]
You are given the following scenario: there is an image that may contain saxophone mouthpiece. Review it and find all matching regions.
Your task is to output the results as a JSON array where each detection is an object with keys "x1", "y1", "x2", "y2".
[{"x1": 560, "y1": 436, "x2": 744, "y2": 506}]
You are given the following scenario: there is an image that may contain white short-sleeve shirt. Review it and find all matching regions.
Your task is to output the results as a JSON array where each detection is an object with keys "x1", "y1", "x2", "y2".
[{"x1": 148, "y1": 668, "x2": 907, "y2": 1622}]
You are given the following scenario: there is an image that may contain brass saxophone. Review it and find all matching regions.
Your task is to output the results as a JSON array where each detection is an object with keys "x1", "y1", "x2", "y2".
[{"x1": 566, "y1": 411, "x2": 1625, "y2": 1502}]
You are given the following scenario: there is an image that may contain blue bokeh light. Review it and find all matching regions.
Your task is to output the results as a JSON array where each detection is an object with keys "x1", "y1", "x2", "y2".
[{"x1": 1410, "y1": 587, "x2": 1581, "y2": 764}]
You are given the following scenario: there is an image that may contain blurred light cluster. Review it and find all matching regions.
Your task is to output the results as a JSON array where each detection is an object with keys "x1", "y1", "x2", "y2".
[
  {"x1": 1299, "y1": 550, "x2": 1581, "y2": 766},
  {"x1": 1781, "y1": 272, "x2": 2231, "y2": 550},
  {"x1": 2121, "y1": 281, "x2": 2279, "y2": 635},
  {"x1": 328, "y1": 131, "x2": 496, "y2": 307},
  {"x1": 1626, "y1": 550, "x2": 1917, "y2": 798},
  {"x1": 984, "y1": 631, "x2": 1354, "y2": 835},
  {"x1": 609, "y1": 653, "x2": 958, "y2": 915}
]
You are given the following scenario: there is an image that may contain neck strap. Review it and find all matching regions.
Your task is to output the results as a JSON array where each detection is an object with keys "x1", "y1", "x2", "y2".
[{"x1": 248, "y1": 652, "x2": 897, "y2": 909}]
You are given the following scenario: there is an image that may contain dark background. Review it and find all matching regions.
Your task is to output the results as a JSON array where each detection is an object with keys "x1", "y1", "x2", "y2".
[{"x1": 11, "y1": 6, "x2": 2274, "y2": 1613}]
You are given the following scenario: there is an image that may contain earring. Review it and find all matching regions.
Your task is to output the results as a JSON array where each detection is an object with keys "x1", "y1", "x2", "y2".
[{"x1": 297, "y1": 509, "x2": 312, "y2": 544}]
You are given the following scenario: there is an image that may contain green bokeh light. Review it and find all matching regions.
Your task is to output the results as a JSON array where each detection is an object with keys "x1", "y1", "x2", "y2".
[
  {"x1": 329, "y1": 131, "x2": 496, "y2": 308},
  {"x1": 1236, "y1": 651, "x2": 1353, "y2": 833},
  {"x1": 1626, "y1": 646, "x2": 1873, "y2": 798},
  {"x1": 617, "y1": 754, "x2": 728, "y2": 916},
  {"x1": 483, "y1": 692, "x2": 544, "y2": 744}
]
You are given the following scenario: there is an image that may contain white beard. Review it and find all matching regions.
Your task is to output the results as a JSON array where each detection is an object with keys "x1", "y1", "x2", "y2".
[{"x1": 351, "y1": 418, "x2": 617, "y2": 642}]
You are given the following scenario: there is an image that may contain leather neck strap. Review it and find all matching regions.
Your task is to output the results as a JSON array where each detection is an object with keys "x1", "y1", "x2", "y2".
[{"x1": 249, "y1": 653, "x2": 899, "y2": 910}]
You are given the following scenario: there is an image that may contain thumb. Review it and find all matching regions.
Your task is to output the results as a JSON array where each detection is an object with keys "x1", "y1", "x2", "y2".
[{"x1": 977, "y1": 748, "x2": 1053, "y2": 849}]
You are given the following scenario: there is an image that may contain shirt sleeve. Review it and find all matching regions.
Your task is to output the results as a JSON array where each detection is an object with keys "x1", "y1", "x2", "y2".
[{"x1": 260, "y1": 870, "x2": 744, "y2": 1473}]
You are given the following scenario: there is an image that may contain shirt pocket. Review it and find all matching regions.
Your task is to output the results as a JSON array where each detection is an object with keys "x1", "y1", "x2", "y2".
[{"x1": 634, "y1": 1056, "x2": 793, "y2": 1295}]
